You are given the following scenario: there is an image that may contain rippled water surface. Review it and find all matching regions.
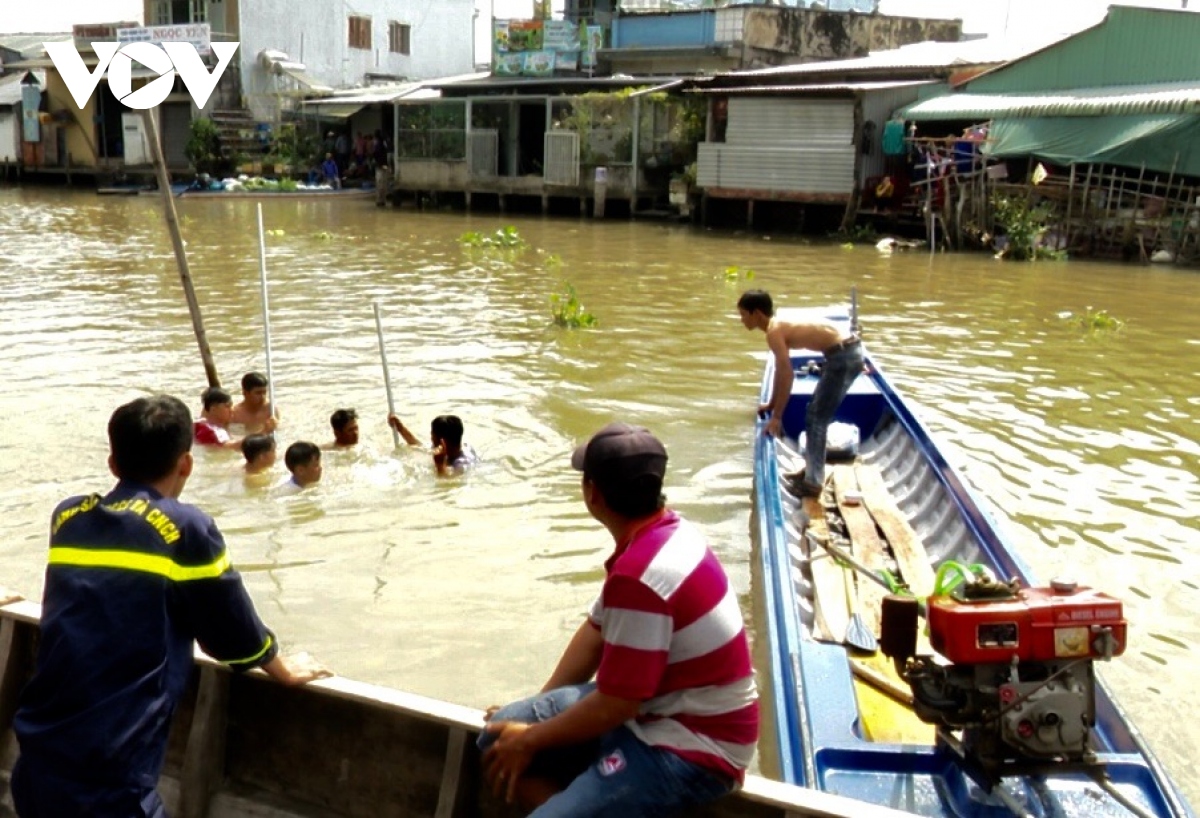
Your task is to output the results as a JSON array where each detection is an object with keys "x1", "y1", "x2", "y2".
[{"x1": 1, "y1": 187, "x2": 1196, "y2": 803}]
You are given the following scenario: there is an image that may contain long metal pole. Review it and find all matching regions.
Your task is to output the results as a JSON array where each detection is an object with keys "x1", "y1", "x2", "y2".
[
  {"x1": 142, "y1": 108, "x2": 220, "y2": 387},
  {"x1": 373, "y1": 301, "x2": 401, "y2": 448},
  {"x1": 256, "y1": 203, "x2": 277, "y2": 418}
]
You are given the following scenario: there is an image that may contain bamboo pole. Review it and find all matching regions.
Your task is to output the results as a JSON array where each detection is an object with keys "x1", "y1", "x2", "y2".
[
  {"x1": 1077, "y1": 163, "x2": 1094, "y2": 251},
  {"x1": 1063, "y1": 164, "x2": 1076, "y2": 249},
  {"x1": 1175, "y1": 186, "x2": 1196, "y2": 265},
  {"x1": 142, "y1": 109, "x2": 220, "y2": 388},
  {"x1": 1128, "y1": 163, "x2": 1147, "y2": 252},
  {"x1": 1148, "y1": 153, "x2": 1180, "y2": 257}
]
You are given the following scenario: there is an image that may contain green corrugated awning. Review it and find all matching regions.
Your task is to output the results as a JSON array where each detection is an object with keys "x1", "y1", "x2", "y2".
[
  {"x1": 902, "y1": 81, "x2": 1200, "y2": 121},
  {"x1": 985, "y1": 114, "x2": 1200, "y2": 177}
]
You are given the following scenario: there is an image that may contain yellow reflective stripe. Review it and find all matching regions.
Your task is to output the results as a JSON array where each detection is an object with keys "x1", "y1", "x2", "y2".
[
  {"x1": 48, "y1": 547, "x2": 231, "y2": 582},
  {"x1": 227, "y1": 634, "x2": 274, "y2": 667}
]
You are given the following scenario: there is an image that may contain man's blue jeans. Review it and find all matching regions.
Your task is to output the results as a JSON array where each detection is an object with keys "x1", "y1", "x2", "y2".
[
  {"x1": 478, "y1": 683, "x2": 734, "y2": 818},
  {"x1": 803, "y1": 342, "x2": 864, "y2": 492}
]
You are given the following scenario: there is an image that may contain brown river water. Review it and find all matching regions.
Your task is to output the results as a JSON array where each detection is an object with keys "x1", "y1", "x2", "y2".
[{"x1": 0, "y1": 187, "x2": 1196, "y2": 803}]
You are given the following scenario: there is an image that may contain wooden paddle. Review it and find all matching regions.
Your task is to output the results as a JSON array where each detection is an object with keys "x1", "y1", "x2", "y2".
[{"x1": 842, "y1": 565, "x2": 878, "y2": 654}]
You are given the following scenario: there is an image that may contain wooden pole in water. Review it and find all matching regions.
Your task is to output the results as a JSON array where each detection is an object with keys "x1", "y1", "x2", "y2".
[{"x1": 142, "y1": 109, "x2": 220, "y2": 388}]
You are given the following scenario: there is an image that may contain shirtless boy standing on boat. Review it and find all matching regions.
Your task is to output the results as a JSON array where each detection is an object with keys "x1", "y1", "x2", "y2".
[
  {"x1": 737, "y1": 289, "x2": 863, "y2": 497},
  {"x1": 230, "y1": 371, "x2": 277, "y2": 434}
]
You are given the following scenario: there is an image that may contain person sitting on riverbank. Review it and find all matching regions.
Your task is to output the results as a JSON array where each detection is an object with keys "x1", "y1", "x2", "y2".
[
  {"x1": 196, "y1": 386, "x2": 272, "y2": 450},
  {"x1": 243, "y1": 434, "x2": 277, "y2": 475},
  {"x1": 319, "y1": 153, "x2": 341, "y2": 190},
  {"x1": 281, "y1": 441, "x2": 322, "y2": 492},
  {"x1": 387, "y1": 412, "x2": 478, "y2": 475},
  {"x1": 327, "y1": 408, "x2": 360, "y2": 449},
  {"x1": 737, "y1": 289, "x2": 863, "y2": 498},
  {"x1": 230, "y1": 371, "x2": 277, "y2": 434}
]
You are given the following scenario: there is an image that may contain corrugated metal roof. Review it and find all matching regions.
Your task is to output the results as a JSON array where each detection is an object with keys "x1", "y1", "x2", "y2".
[
  {"x1": 901, "y1": 81, "x2": 1200, "y2": 121},
  {"x1": 0, "y1": 70, "x2": 45, "y2": 106},
  {"x1": 0, "y1": 34, "x2": 69, "y2": 60},
  {"x1": 690, "y1": 79, "x2": 935, "y2": 96},
  {"x1": 720, "y1": 35, "x2": 1067, "y2": 80},
  {"x1": 305, "y1": 84, "x2": 422, "y2": 106},
  {"x1": 965, "y1": 6, "x2": 1200, "y2": 93}
]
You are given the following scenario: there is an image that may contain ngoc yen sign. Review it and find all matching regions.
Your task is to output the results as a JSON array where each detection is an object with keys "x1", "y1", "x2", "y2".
[{"x1": 45, "y1": 39, "x2": 240, "y2": 110}]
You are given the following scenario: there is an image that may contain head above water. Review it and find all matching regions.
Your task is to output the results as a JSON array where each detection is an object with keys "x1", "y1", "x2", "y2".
[
  {"x1": 242, "y1": 433, "x2": 276, "y2": 465},
  {"x1": 108, "y1": 395, "x2": 193, "y2": 485},
  {"x1": 430, "y1": 415, "x2": 464, "y2": 448},
  {"x1": 200, "y1": 386, "x2": 232, "y2": 412},
  {"x1": 737, "y1": 289, "x2": 774, "y2": 318},
  {"x1": 241, "y1": 371, "x2": 269, "y2": 392},
  {"x1": 280, "y1": 443, "x2": 319, "y2": 474},
  {"x1": 330, "y1": 408, "x2": 359, "y2": 445},
  {"x1": 571, "y1": 422, "x2": 667, "y2": 518}
]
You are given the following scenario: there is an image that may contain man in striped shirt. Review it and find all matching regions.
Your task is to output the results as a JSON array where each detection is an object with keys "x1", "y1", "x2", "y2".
[{"x1": 481, "y1": 422, "x2": 759, "y2": 817}]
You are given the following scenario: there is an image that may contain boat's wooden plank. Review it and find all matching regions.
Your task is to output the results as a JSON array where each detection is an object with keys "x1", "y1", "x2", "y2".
[
  {"x1": 179, "y1": 666, "x2": 230, "y2": 818},
  {"x1": 830, "y1": 466, "x2": 887, "y2": 639},
  {"x1": 853, "y1": 464, "x2": 937, "y2": 597},
  {"x1": 801, "y1": 496, "x2": 850, "y2": 644}
]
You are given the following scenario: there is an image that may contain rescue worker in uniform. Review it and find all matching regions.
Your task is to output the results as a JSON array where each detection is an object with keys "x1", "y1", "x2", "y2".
[{"x1": 10, "y1": 394, "x2": 329, "y2": 817}]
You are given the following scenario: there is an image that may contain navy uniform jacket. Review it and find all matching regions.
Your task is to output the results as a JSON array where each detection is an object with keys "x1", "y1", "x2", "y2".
[{"x1": 14, "y1": 481, "x2": 279, "y2": 788}]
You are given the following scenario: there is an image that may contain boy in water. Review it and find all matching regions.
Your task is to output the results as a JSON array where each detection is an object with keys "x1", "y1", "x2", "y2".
[
  {"x1": 387, "y1": 413, "x2": 478, "y2": 475},
  {"x1": 243, "y1": 434, "x2": 277, "y2": 475},
  {"x1": 282, "y1": 441, "x2": 322, "y2": 491},
  {"x1": 195, "y1": 387, "x2": 272, "y2": 451},
  {"x1": 230, "y1": 371, "x2": 277, "y2": 434},
  {"x1": 327, "y1": 408, "x2": 360, "y2": 449}
]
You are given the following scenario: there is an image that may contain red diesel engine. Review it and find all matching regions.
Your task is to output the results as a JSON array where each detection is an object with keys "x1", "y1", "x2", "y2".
[{"x1": 881, "y1": 576, "x2": 1127, "y2": 773}]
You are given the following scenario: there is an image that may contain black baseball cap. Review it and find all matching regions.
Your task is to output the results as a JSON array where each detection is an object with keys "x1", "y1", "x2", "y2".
[{"x1": 571, "y1": 422, "x2": 668, "y2": 486}]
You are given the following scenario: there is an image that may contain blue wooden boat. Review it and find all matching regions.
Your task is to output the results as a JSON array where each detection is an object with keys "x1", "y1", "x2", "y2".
[{"x1": 752, "y1": 303, "x2": 1193, "y2": 818}]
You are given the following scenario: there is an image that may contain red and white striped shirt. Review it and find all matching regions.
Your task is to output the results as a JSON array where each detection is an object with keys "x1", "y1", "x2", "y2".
[{"x1": 589, "y1": 509, "x2": 759, "y2": 782}]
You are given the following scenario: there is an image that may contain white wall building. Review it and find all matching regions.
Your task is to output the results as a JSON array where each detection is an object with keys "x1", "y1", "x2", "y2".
[{"x1": 144, "y1": 0, "x2": 475, "y2": 118}]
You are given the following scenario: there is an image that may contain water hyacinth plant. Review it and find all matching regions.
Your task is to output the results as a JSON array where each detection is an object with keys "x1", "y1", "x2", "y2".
[
  {"x1": 460, "y1": 226, "x2": 527, "y2": 250},
  {"x1": 550, "y1": 283, "x2": 597, "y2": 329},
  {"x1": 1065, "y1": 306, "x2": 1124, "y2": 333}
]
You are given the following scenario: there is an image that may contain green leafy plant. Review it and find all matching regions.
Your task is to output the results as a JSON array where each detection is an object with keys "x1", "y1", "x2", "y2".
[
  {"x1": 1066, "y1": 307, "x2": 1124, "y2": 333},
  {"x1": 460, "y1": 226, "x2": 527, "y2": 249},
  {"x1": 185, "y1": 118, "x2": 222, "y2": 174},
  {"x1": 550, "y1": 283, "x2": 597, "y2": 329},
  {"x1": 835, "y1": 223, "x2": 878, "y2": 244},
  {"x1": 723, "y1": 266, "x2": 755, "y2": 282},
  {"x1": 992, "y1": 195, "x2": 1058, "y2": 261}
]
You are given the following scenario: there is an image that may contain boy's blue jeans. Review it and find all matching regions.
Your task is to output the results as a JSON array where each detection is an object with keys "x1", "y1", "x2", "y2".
[
  {"x1": 803, "y1": 343, "x2": 864, "y2": 490},
  {"x1": 478, "y1": 683, "x2": 734, "y2": 818}
]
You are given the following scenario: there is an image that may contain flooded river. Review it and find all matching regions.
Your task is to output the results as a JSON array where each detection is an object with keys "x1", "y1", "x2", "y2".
[{"x1": 1, "y1": 187, "x2": 1196, "y2": 803}]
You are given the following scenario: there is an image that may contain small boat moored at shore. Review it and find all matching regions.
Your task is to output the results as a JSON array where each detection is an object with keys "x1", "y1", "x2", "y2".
[{"x1": 751, "y1": 303, "x2": 1193, "y2": 817}]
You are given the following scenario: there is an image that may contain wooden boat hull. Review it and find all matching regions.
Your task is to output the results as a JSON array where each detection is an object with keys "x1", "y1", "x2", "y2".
[
  {"x1": 752, "y1": 307, "x2": 1193, "y2": 817},
  {"x1": 0, "y1": 595, "x2": 915, "y2": 818}
]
